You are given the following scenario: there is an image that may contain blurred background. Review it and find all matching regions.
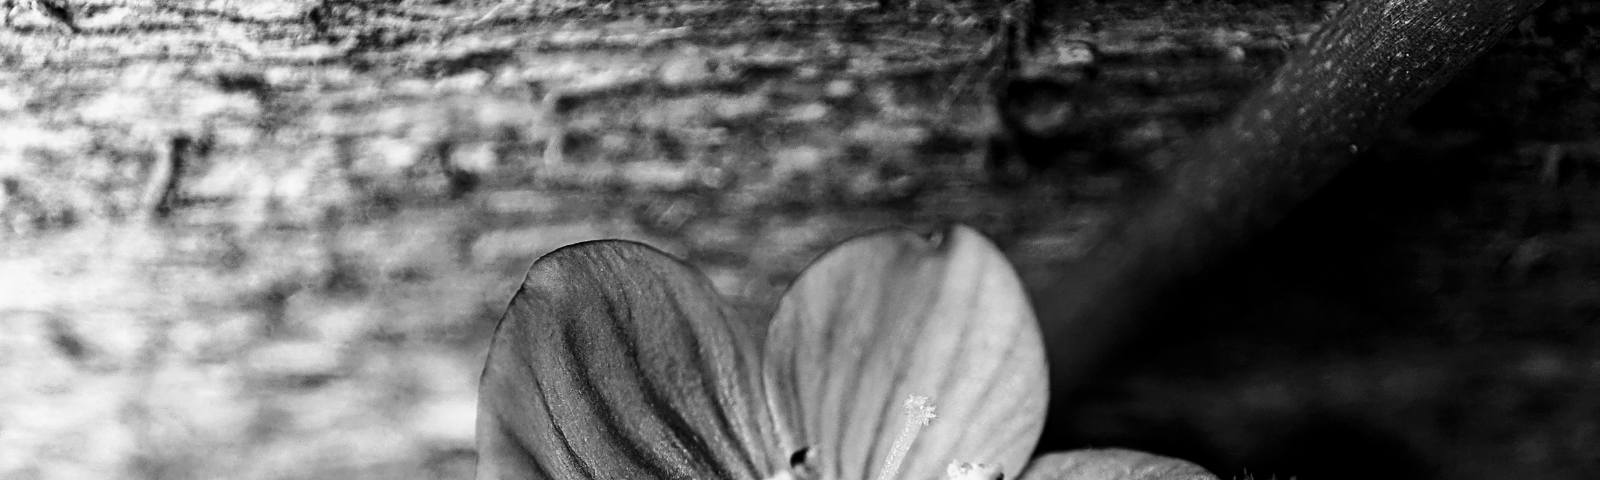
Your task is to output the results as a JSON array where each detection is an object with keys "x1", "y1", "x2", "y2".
[{"x1": 1, "y1": 0, "x2": 1595, "y2": 479}]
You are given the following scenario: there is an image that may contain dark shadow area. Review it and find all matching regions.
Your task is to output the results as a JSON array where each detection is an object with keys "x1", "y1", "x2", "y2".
[
  {"x1": 1044, "y1": 135, "x2": 1481, "y2": 480},
  {"x1": 1040, "y1": 2, "x2": 1599, "y2": 478}
]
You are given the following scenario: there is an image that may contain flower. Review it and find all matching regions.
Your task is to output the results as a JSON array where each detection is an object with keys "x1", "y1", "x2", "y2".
[{"x1": 475, "y1": 224, "x2": 1215, "y2": 480}]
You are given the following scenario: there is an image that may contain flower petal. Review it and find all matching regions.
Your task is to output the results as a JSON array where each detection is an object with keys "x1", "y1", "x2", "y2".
[
  {"x1": 476, "y1": 240, "x2": 781, "y2": 480},
  {"x1": 1018, "y1": 449, "x2": 1218, "y2": 480},
  {"x1": 763, "y1": 225, "x2": 1048, "y2": 480}
]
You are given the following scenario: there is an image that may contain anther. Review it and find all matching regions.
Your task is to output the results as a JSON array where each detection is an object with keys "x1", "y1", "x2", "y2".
[{"x1": 946, "y1": 461, "x2": 1003, "y2": 480}]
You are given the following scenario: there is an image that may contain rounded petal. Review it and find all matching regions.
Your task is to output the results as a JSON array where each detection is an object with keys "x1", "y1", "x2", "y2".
[
  {"x1": 476, "y1": 240, "x2": 781, "y2": 480},
  {"x1": 763, "y1": 225, "x2": 1048, "y2": 480},
  {"x1": 1018, "y1": 449, "x2": 1218, "y2": 480}
]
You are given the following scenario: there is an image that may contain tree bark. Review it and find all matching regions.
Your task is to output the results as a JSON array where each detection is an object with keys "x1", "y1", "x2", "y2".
[{"x1": 1030, "y1": 0, "x2": 1546, "y2": 400}]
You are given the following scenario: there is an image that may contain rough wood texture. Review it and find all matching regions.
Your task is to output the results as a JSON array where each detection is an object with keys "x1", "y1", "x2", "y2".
[
  {"x1": 139, "y1": 135, "x2": 189, "y2": 222},
  {"x1": 1032, "y1": 0, "x2": 1548, "y2": 397}
]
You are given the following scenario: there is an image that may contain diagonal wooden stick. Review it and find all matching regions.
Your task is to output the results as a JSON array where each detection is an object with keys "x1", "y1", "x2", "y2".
[{"x1": 1030, "y1": 0, "x2": 1547, "y2": 400}]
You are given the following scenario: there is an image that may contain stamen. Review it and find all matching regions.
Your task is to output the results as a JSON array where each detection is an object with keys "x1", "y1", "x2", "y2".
[
  {"x1": 875, "y1": 395, "x2": 937, "y2": 480},
  {"x1": 946, "y1": 461, "x2": 1003, "y2": 480}
]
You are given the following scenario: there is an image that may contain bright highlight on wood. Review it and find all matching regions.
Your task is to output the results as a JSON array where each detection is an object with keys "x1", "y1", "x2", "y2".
[{"x1": 876, "y1": 395, "x2": 937, "y2": 480}]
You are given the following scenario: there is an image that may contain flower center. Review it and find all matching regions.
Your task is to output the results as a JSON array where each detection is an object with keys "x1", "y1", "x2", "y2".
[
  {"x1": 763, "y1": 395, "x2": 1003, "y2": 480},
  {"x1": 945, "y1": 461, "x2": 1003, "y2": 480}
]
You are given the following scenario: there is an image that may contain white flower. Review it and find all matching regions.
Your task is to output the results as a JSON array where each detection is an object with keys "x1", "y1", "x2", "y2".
[{"x1": 475, "y1": 225, "x2": 1214, "y2": 480}]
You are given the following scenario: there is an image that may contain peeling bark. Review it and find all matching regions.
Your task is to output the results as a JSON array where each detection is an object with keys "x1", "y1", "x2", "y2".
[{"x1": 1031, "y1": 0, "x2": 1547, "y2": 400}]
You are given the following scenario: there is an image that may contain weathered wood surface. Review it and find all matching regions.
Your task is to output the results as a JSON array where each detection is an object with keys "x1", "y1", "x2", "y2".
[{"x1": 4, "y1": 1, "x2": 1596, "y2": 479}]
